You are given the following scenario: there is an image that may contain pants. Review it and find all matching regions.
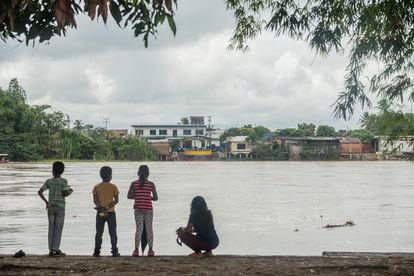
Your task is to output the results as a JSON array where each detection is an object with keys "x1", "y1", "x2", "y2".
[
  {"x1": 94, "y1": 212, "x2": 118, "y2": 253},
  {"x1": 47, "y1": 205, "x2": 65, "y2": 252},
  {"x1": 134, "y1": 209, "x2": 153, "y2": 249},
  {"x1": 178, "y1": 231, "x2": 219, "y2": 253}
]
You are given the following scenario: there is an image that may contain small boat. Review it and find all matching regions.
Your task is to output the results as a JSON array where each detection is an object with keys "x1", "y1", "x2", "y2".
[{"x1": 0, "y1": 154, "x2": 9, "y2": 163}]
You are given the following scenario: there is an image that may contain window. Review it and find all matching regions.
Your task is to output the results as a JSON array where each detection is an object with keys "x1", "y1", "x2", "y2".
[
  {"x1": 159, "y1": 129, "x2": 167, "y2": 135},
  {"x1": 183, "y1": 129, "x2": 192, "y2": 135},
  {"x1": 173, "y1": 130, "x2": 178, "y2": 137},
  {"x1": 135, "y1": 129, "x2": 143, "y2": 136},
  {"x1": 237, "y1": 143, "x2": 246, "y2": 150},
  {"x1": 150, "y1": 129, "x2": 156, "y2": 135},
  {"x1": 195, "y1": 129, "x2": 204, "y2": 135}
]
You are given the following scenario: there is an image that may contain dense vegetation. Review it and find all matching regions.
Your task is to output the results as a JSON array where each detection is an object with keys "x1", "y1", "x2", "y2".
[
  {"x1": 220, "y1": 104, "x2": 414, "y2": 160},
  {"x1": 0, "y1": 79, "x2": 158, "y2": 161}
]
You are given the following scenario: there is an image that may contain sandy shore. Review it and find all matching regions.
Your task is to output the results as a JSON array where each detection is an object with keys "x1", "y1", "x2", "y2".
[{"x1": 1, "y1": 253, "x2": 414, "y2": 275}]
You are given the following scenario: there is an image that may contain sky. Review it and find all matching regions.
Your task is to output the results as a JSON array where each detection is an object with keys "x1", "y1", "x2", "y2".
[{"x1": 0, "y1": 0, "x2": 366, "y2": 131}]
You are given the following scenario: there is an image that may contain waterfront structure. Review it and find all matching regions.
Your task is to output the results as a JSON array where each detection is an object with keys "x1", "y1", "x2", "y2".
[
  {"x1": 210, "y1": 128, "x2": 224, "y2": 148},
  {"x1": 372, "y1": 136, "x2": 413, "y2": 158},
  {"x1": 339, "y1": 137, "x2": 363, "y2": 160},
  {"x1": 0, "y1": 154, "x2": 8, "y2": 163},
  {"x1": 147, "y1": 139, "x2": 171, "y2": 161},
  {"x1": 274, "y1": 137, "x2": 340, "y2": 160},
  {"x1": 131, "y1": 123, "x2": 208, "y2": 149},
  {"x1": 226, "y1": 136, "x2": 252, "y2": 158}
]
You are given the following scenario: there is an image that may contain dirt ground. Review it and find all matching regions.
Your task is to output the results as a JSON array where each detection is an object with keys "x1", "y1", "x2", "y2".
[{"x1": 2, "y1": 253, "x2": 414, "y2": 275}]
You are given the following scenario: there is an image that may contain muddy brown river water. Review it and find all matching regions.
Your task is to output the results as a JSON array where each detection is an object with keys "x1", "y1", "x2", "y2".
[{"x1": 0, "y1": 161, "x2": 413, "y2": 256}]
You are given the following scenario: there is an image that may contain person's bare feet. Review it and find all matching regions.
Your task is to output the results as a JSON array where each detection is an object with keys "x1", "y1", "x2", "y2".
[
  {"x1": 147, "y1": 249, "x2": 155, "y2": 257},
  {"x1": 189, "y1": 252, "x2": 203, "y2": 258},
  {"x1": 202, "y1": 251, "x2": 214, "y2": 257}
]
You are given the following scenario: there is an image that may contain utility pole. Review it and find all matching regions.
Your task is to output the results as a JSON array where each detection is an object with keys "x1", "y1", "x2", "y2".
[
  {"x1": 66, "y1": 115, "x2": 71, "y2": 130},
  {"x1": 103, "y1": 117, "x2": 110, "y2": 140}
]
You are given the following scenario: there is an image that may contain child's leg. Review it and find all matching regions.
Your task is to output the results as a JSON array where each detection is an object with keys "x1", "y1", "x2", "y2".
[
  {"x1": 52, "y1": 206, "x2": 65, "y2": 251},
  {"x1": 47, "y1": 207, "x2": 55, "y2": 252},
  {"x1": 94, "y1": 213, "x2": 106, "y2": 253},
  {"x1": 107, "y1": 212, "x2": 118, "y2": 253},
  {"x1": 177, "y1": 231, "x2": 208, "y2": 253},
  {"x1": 143, "y1": 210, "x2": 154, "y2": 248},
  {"x1": 134, "y1": 209, "x2": 144, "y2": 250}
]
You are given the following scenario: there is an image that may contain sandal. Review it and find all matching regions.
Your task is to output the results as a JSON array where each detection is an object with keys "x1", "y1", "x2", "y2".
[
  {"x1": 147, "y1": 249, "x2": 155, "y2": 257},
  {"x1": 53, "y1": 250, "x2": 66, "y2": 257}
]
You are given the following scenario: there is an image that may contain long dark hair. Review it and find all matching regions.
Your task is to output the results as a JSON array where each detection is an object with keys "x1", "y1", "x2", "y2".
[
  {"x1": 191, "y1": 196, "x2": 213, "y2": 223},
  {"x1": 138, "y1": 165, "x2": 149, "y2": 188}
]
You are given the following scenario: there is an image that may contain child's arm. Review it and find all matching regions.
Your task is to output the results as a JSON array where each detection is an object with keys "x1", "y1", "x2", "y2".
[
  {"x1": 127, "y1": 182, "x2": 135, "y2": 199},
  {"x1": 38, "y1": 187, "x2": 48, "y2": 210},
  {"x1": 107, "y1": 194, "x2": 119, "y2": 210},
  {"x1": 93, "y1": 193, "x2": 101, "y2": 208},
  {"x1": 151, "y1": 183, "x2": 158, "y2": 201},
  {"x1": 62, "y1": 186, "x2": 73, "y2": 197}
]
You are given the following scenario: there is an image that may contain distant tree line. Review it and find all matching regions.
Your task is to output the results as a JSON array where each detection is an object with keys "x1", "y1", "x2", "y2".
[
  {"x1": 220, "y1": 102, "x2": 414, "y2": 160},
  {"x1": 0, "y1": 79, "x2": 157, "y2": 162}
]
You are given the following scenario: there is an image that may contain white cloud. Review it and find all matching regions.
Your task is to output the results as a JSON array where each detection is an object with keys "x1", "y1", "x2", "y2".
[{"x1": 0, "y1": 0, "x2": 363, "y2": 131}]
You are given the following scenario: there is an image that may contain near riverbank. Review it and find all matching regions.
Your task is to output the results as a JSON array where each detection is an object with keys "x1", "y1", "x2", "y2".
[{"x1": 2, "y1": 253, "x2": 414, "y2": 275}]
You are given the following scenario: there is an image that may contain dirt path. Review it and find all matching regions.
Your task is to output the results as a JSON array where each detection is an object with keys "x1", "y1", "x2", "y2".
[{"x1": 2, "y1": 254, "x2": 414, "y2": 275}]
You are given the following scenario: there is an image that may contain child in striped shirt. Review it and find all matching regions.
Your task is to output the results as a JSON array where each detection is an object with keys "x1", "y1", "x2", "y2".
[{"x1": 128, "y1": 165, "x2": 158, "y2": 256}]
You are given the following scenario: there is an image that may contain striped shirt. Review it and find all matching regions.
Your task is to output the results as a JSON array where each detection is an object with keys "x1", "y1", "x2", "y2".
[
  {"x1": 133, "y1": 180, "x2": 154, "y2": 210},
  {"x1": 41, "y1": 177, "x2": 69, "y2": 209}
]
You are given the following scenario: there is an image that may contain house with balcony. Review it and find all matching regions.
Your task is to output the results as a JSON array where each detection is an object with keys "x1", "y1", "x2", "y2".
[
  {"x1": 131, "y1": 124, "x2": 208, "y2": 150},
  {"x1": 226, "y1": 136, "x2": 252, "y2": 158}
]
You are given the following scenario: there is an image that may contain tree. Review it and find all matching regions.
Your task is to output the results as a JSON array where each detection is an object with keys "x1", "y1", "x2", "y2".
[
  {"x1": 316, "y1": 125, "x2": 336, "y2": 137},
  {"x1": 297, "y1": 123, "x2": 315, "y2": 137},
  {"x1": 73, "y1": 119, "x2": 84, "y2": 132},
  {"x1": 347, "y1": 129, "x2": 374, "y2": 144},
  {"x1": 1, "y1": 0, "x2": 177, "y2": 47},
  {"x1": 6, "y1": 78, "x2": 27, "y2": 103},
  {"x1": 359, "y1": 112, "x2": 378, "y2": 133},
  {"x1": 179, "y1": 117, "x2": 189, "y2": 125},
  {"x1": 219, "y1": 124, "x2": 269, "y2": 143},
  {"x1": 226, "y1": 0, "x2": 414, "y2": 120},
  {"x1": 0, "y1": 78, "x2": 159, "y2": 161},
  {"x1": 274, "y1": 128, "x2": 302, "y2": 137}
]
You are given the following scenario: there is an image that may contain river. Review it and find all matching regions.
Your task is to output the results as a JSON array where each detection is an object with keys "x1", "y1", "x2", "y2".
[{"x1": 0, "y1": 161, "x2": 413, "y2": 256}]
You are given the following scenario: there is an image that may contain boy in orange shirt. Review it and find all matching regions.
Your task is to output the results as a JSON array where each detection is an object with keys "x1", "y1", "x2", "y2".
[{"x1": 92, "y1": 166, "x2": 120, "y2": 257}]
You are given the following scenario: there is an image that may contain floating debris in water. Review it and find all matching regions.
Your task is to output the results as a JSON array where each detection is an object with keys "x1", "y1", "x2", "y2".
[{"x1": 322, "y1": 221, "x2": 355, "y2": 229}]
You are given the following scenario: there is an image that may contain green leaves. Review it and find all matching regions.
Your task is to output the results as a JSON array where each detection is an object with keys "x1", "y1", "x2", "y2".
[
  {"x1": 0, "y1": 0, "x2": 178, "y2": 47},
  {"x1": 166, "y1": 14, "x2": 176, "y2": 35},
  {"x1": 226, "y1": 0, "x2": 414, "y2": 121}
]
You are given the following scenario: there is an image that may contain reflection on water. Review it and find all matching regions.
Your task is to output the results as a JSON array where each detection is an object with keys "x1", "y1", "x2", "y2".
[{"x1": 0, "y1": 161, "x2": 414, "y2": 255}]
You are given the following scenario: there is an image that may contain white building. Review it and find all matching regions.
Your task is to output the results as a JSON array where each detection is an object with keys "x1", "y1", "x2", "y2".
[
  {"x1": 131, "y1": 124, "x2": 208, "y2": 149},
  {"x1": 210, "y1": 128, "x2": 225, "y2": 147},
  {"x1": 374, "y1": 136, "x2": 413, "y2": 154}
]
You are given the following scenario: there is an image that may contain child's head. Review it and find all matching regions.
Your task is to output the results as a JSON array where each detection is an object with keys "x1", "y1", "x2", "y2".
[
  {"x1": 138, "y1": 165, "x2": 149, "y2": 187},
  {"x1": 138, "y1": 165, "x2": 149, "y2": 179},
  {"x1": 191, "y1": 196, "x2": 213, "y2": 222},
  {"x1": 52, "y1": 161, "x2": 65, "y2": 177},
  {"x1": 191, "y1": 196, "x2": 208, "y2": 212},
  {"x1": 100, "y1": 166, "x2": 112, "y2": 182}
]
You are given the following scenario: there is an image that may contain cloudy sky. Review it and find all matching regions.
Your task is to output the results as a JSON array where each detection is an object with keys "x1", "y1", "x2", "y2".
[{"x1": 0, "y1": 0, "x2": 365, "y2": 131}]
